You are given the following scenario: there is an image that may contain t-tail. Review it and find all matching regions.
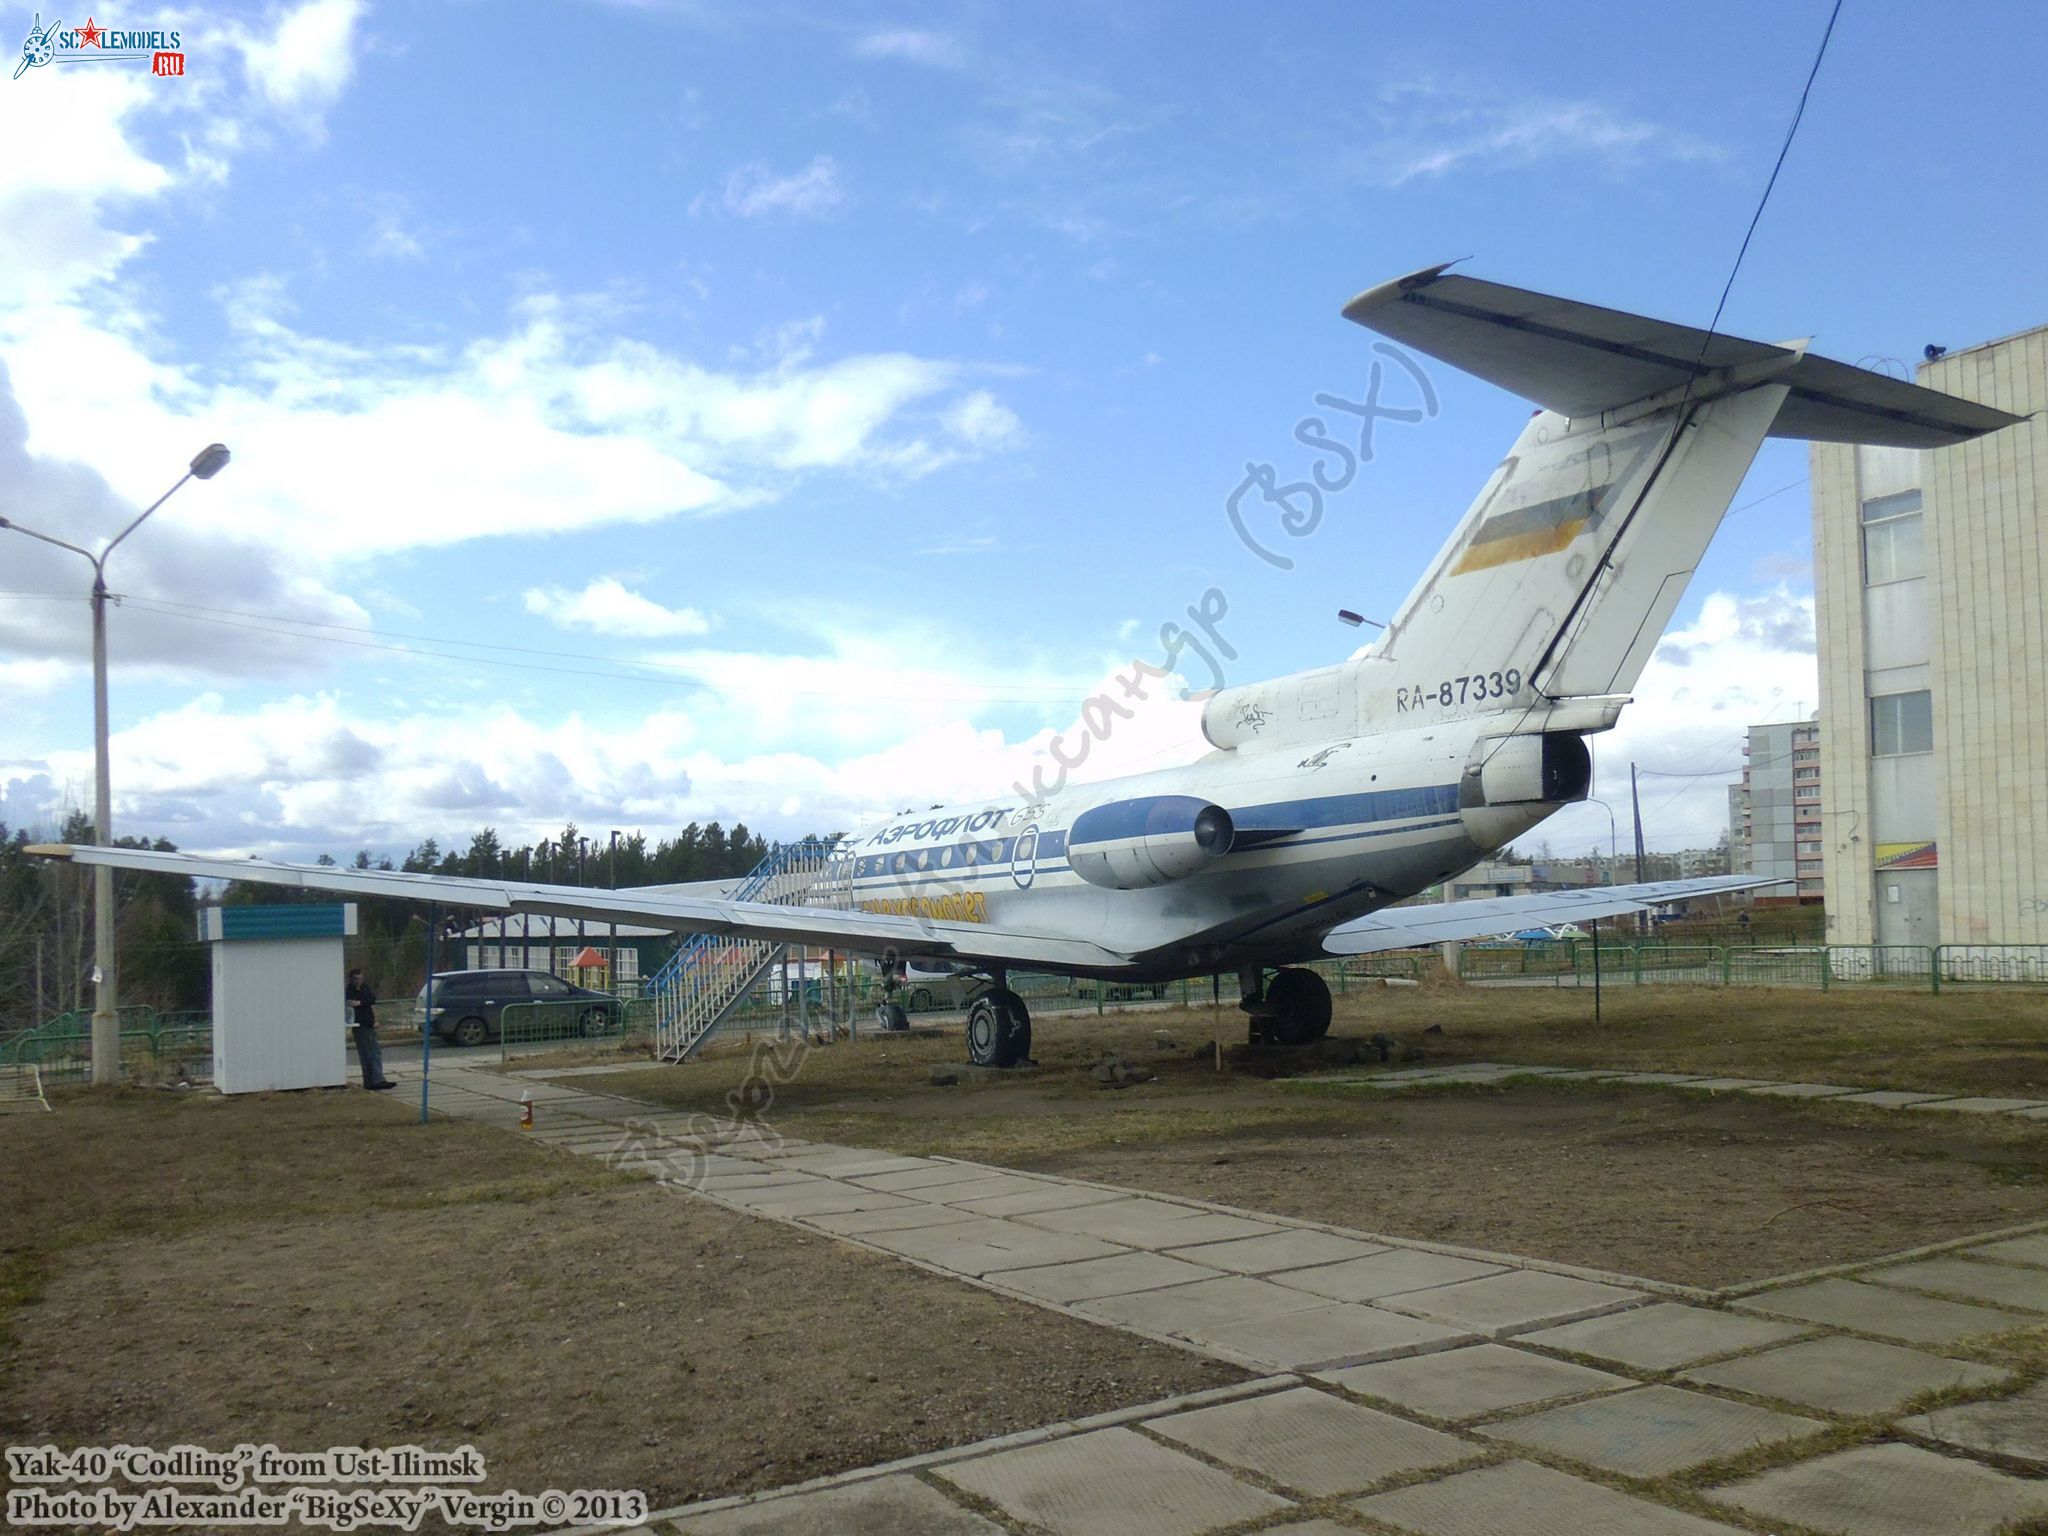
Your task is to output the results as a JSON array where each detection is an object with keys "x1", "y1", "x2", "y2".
[{"x1": 1200, "y1": 267, "x2": 2022, "y2": 761}]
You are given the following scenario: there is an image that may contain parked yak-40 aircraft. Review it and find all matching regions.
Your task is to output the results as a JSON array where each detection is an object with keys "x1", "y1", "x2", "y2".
[{"x1": 34, "y1": 267, "x2": 2023, "y2": 1067}]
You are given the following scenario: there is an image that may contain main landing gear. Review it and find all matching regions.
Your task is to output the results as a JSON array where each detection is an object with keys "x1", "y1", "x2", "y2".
[
  {"x1": 965, "y1": 982, "x2": 1032, "y2": 1068},
  {"x1": 1240, "y1": 966, "x2": 1332, "y2": 1047}
]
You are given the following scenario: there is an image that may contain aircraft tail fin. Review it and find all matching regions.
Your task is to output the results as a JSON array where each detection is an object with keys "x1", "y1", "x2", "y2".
[{"x1": 1343, "y1": 268, "x2": 2021, "y2": 710}]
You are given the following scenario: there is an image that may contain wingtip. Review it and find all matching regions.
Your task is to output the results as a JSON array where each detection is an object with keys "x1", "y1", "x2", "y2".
[
  {"x1": 23, "y1": 843, "x2": 75, "y2": 859},
  {"x1": 1341, "y1": 259, "x2": 1464, "y2": 323}
]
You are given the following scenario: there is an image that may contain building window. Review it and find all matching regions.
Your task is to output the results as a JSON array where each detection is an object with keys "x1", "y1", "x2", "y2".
[
  {"x1": 1862, "y1": 489, "x2": 1925, "y2": 585},
  {"x1": 1870, "y1": 689, "x2": 1934, "y2": 756}
]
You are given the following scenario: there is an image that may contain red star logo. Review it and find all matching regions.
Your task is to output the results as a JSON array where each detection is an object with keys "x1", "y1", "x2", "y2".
[{"x1": 76, "y1": 18, "x2": 104, "y2": 47}]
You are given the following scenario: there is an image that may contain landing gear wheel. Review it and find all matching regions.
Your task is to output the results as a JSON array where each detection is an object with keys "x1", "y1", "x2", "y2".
[
  {"x1": 1266, "y1": 968, "x2": 1332, "y2": 1046},
  {"x1": 965, "y1": 988, "x2": 1032, "y2": 1068},
  {"x1": 876, "y1": 1001, "x2": 909, "y2": 1032}
]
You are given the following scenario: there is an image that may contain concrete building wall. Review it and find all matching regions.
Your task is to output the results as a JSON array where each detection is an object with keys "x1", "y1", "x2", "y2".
[
  {"x1": 1734, "y1": 718, "x2": 1821, "y2": 901},
  {"x1": 1812, "y1": 323, "x2": 2048, "y2": 949}
]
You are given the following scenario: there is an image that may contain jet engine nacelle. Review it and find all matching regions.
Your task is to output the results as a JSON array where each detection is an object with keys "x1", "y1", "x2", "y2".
[
  {"x1": 1464, "y1": 732, "x2": 1593, "y2": 807},
  {"x1": 1067, "y1": 795, "x2": 1235, "y2": 890}
]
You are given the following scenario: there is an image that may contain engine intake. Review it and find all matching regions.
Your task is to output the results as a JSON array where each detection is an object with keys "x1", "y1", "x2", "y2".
[{"x1": 1067, "y1": 796, "x2": 1235, "y2": 890}]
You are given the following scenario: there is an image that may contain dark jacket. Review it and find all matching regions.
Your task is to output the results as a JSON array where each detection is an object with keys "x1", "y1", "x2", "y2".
[{"x1": 346, "y1": 980, "x2": 377, "y2": 1028}]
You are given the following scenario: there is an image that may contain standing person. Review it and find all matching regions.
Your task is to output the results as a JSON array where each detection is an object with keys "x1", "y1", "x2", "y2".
[{"x1": 346, "y1": 969, "x2": 397, "y2": 1091}]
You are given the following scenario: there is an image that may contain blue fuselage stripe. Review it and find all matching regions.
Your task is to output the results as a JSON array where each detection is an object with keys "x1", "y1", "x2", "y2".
[{"x1": 849, "y1": 785, "x2": 1464, "y2": 888}]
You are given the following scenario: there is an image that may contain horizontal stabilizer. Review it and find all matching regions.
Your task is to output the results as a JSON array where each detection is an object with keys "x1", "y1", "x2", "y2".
[
  {"x1": 1345, "y1": 267, "x2": 2023, "y2": 449},
  {"x1": 1321, "y1": 874, "x2": 1785, "y2": 955}
]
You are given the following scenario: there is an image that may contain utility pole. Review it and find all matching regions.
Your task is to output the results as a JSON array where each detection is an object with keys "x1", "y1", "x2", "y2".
[
  {"x1": 1631, "y1": 762, "x2": 1649, "y2": 935},
  {"x1": 0, "y1": 443, "x2": 230, "y2": 1084},
  {"x1": 608, "y1": 829, "x2": 620, "y2": 1001}
]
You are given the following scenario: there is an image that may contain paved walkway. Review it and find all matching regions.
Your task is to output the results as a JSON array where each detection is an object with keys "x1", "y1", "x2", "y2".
[
  {"x1": 1307, "y1": 1060, "x2": 2048, "y2": 1122},
  {"x1": 413, "y1": 1061, "x2": 2048, "y2": 1536}
]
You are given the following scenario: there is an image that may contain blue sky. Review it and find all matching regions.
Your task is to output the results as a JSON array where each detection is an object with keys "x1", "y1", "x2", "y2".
[{"x1": 2, "y1": 0, "x2": 2042, "y2": 861}]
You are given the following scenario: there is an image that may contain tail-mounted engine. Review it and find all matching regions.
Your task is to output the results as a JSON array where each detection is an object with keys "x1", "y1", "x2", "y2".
[
  {"x1": 1460, "y1": 731, "x2": 1592, "y2": 808},
  {"x1": 1068, "y1": 795, "x2": 1235, "y2": 890}
]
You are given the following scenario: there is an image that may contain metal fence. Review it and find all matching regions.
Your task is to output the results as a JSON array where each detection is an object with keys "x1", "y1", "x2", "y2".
[
  {"x1": 1446, "y1": 941, "x2": 2048, "y2": 994},
  {"x1": 0, "y1": 1007, "x2": 213, "y2": 1085}
]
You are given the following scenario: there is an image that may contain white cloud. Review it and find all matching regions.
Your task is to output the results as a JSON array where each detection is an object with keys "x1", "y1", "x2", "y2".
[
  {"x1": 1366, "y1": 80, "x2": 1724, "y2": 187},
  {"x1": 1531, "y1": 587, "x2": 1818, "y2": 857},
  {"x1": 714, "y1": 155, "x2": 848, "y2": 220},
  {"x1": 524, "y1": 578, "x2": 712, "y2": 639},
  {"x1": 852, "y1": 29, "x2": 968, "y2": 70},
  {"x1": 944, "y1": 390, "x2": 1023, "y2": 450},
  {"x1": 229, "y1": 0, "x2": 366, "y2": 125}
]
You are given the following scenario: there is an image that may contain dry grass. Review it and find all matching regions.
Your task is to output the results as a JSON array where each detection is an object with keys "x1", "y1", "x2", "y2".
[{"x1": 0, "y1": 1086, "x2": 1239, "y2": 1510}]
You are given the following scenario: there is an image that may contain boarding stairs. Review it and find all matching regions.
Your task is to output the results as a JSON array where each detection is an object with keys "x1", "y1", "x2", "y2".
[{"x1": 647, "y1": 838, "x2": 853, "y2": 1061}]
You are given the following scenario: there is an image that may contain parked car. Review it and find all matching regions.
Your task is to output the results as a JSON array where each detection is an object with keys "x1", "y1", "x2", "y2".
[{"x1": 418, "y1": 969, "x2": 617, "y2": 1047}]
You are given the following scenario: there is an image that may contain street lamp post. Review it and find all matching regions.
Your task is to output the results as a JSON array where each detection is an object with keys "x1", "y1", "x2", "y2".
[{"x1": 0, "y1": 443, "x2": 231, "y2": 1084}]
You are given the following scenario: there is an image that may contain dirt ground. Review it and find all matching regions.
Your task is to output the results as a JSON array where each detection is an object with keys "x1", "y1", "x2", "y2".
[
  {"x1": 582, "y1": 993, "x2": 2048, "y2": 1287},
  {"x1": 0, "y1": 1091, "x2": 1238, "y2": 1514}
]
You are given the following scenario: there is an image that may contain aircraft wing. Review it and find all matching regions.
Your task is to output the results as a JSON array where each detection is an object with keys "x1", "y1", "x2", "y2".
[
  {"x1": 1320, "y1": 875, "x2": 1786, "y2": 955},
  {"x1": 24, "y1": 843, "x2": 1128, "y2": 971}
]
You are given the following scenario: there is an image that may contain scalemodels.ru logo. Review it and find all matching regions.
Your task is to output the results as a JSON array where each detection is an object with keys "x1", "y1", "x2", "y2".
[{"x1": 14, "y1": 12, "x2": 186, "y2": 79}]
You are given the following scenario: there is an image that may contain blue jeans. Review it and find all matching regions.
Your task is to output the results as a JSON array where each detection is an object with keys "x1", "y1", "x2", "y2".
[{"x1": 353, "y1": 1025, "x2": 385, "y2": 1087}]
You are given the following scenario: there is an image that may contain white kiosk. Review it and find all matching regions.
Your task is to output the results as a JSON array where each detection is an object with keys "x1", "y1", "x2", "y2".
[{"x1": 200, "y1": 902, "x2": 358, "y2": 1093}]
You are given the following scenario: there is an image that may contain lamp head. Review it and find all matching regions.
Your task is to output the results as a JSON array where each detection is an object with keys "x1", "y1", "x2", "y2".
[{"x1": 189, "y1": 443, "x2": 231, "y2": 480}]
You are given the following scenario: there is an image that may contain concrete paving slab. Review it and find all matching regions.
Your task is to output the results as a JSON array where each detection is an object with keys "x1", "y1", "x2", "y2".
[
  {"x1": 1145, "y1": 1384, "x2": 1475, "y2": 1497},
  {"x1": 1163, "y1": 1230, "x2": 1387, "y2": 1275},
  {"x1": 1740, "y1": 1081, "x2": 1857, "y2": 1098},
  {"x1": 1078, "y1": 1275, "x2": 1328, "y2": 1335},
  {"x1": 1191, "y1": 1304, "x2": 1474, "y2": 1370},
  {"x1": 1374, "y1": 1270, "x2": 1646, "y2": 1337},
  {"x1": 1519, "y1": 1303, "x2": 1809, "y2": 1371},
  {"x1": 1834, "y1": 1089, "x2": 1957, "y2": 1107},
  {"x1": 1353, "y1": 1458, "x2": 1751, "y2": 1536},
  {"x1": 1672, "y1": 1078, "x2": 1775, "y2": 1092},
  {"x1": 675, "y1": 1472, "x2": 1004, "y2": 1534},
  {"x1": 1598, "y1": 1072, "x2": 1707, "y2": 1085},
  {"x1": 1735, "y1": 1278, "x2": 2031, "y2": 1343},
  {"x1": 932, "y1": 1424, "x2": 1291, "y2": 1536},
  {"x1": 996, "y1": 1252, "x2": 1224, "y2": 1304},
  {"x1": 1967, "y1": 1232, "x2": 2048, "y2": 1268},
  {"x1": 1705, "y1": 1441, "x2": 2048, "y2": 1536},
  {"x1": 1863, "y1": 1255, "x2": 2048, "y2": 1312},
  {"x1": 853, "y1": 1163, "x2": 999, "y2": 1193},
  {"x1": 696, "y1": 1170, "x2": 817, "y2": 1193},
  {"x1": 800, "y1": 1203, "x2": 986, "y2": 1236},
  {"x1": 1270, "y1": 1248, "x2": 1506, "y2": 1303},
  {"x1": 2016, "y1": 1106, "x2": 2048, "y2": 1121},
  {"x1": 949, "y1": 1184, "x2": 1129, "y2": 1218},
  {"x1": 1023, "y1": 1197, "x2": 1280, "y2": 1248},
  {"x1": 1477, "y1": 1384, "x2": 1825, "y2": 1478},
  {"x1": 1248, "y1": 1523, "x2": 1355, "y2": 1536},
  {"x1": 1321, "y1": 1343, "x2": 1634, "y2": 1422},
  {"x1": 862, "y1": 1220, "x2": 1128, "y2": 1277},
  {"x1": 921, "y1": 1175, "x2": 1063, "y2": 1206},
  {"x1": 1681, "y1": 1334, "x2": 2011, "y2": 1416},
  {"x1": 725, "y1": 1185, "x2": 917, "y2": 1219},
  {"x1": 1901, "y1": 1379, "x2": 2048, "y2": 1467},
  {"x1": 1528, "y1": 1069, "x2": 1636, "y2": 1081},
  {"x1": 1906, "y1": 1095, "x2": 2048, "y2": 1114},
  {"x1": 773, "y1": 1153, "x2": 937, "y2": 1178}
]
